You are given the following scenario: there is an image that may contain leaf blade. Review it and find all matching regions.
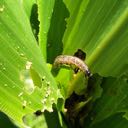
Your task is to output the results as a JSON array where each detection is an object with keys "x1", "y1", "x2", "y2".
[
  {"x1": 0, "y1": 0, "x2": 61, "y2": 126},
  {"x1": 63, "y1": 0, "x2": 128, "y2": 77}
]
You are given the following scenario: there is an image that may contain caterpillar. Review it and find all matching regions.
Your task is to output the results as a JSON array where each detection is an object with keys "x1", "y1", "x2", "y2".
[{"x1": 53, "y1": 55, "x2": 92, "y2": 77}]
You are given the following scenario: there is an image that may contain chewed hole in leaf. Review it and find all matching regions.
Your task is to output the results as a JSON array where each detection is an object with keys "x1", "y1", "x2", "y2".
[
  {"x1": 74, "y1": 49, "x2": 86, "y2": 61},
  {"x1": 0, "y1": 61, "x2": 6, "y2": 71},
  {"x1": 0, "y1": 5, "x2": 5, "y2": 12},
  {"x1": 18, "y1": 92, "x2": 24, "y2": 97},
  {"x1": 20, "y1": 62, "x2": 35, "y2": 94},
  {"x1": 20, "y1": 60, "x2": 47, "y2": 94}
]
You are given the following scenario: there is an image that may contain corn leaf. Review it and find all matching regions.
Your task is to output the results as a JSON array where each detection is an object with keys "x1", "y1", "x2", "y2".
[
  {"x1": 0, "y1": 0, "x2": 61, "y2": 126},
  {"x1": 37, "y1": 0, "x2": 55, "y2": 59},
  {"x1": 63, "y1": 0, "x2": 128, "y2": 77}
]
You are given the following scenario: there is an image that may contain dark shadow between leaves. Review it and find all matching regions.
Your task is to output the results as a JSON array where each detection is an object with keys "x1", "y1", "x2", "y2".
[
  {"x1": 44, "y1": 107, "x2": 62, "y2": 128},
  {"x1": 0, "y1": 112, "x2": 17, "y2": 128},
  {"x1": 30, "y1": 4, "x2": 39, "y2": 42},
  {"x1": 47, "y1": 0, "x2": 70, "y2": 63}
]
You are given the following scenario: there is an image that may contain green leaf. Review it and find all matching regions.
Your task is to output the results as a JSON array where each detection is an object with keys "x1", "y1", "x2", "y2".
[
  {"x1": 89, "y1": 76, "x2": 128, "y2": 125},
  {"x1": 22, "y1": 0, "x2": 36, "y2": 17},
  {"x1": 89, "y1": 113, "x2": 128, "y2": 128},
  {"x1": 63, "y1": 0, "x2": 128, "y2": 77},
  {"x1": 0, "y1": 0, "x2": 61, "y2": 126},
  {"x1": 23, "y1": 113, "x2": 48, "y2": 128},
  {"x1": 47, "y1": 0, "x2": 69, "y2": 63},
  {"x1": 37, "y1": 0, "x2": 55, "y2": 59},
  {"x1": 23, "y1": 109, "x2": 64, "y2": 128},
  {"x1": 87, "y1": 73, "x2": 103, "y2": 101}
]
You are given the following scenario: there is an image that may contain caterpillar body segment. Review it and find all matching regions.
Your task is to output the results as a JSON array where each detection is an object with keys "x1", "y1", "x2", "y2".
[{"x1": 54, "y1": 55, "x2": 91, "y2": 77}]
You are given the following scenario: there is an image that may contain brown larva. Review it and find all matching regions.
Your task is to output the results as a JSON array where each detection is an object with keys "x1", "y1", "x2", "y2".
[{"x1": 53, "y1": 55, "x2": 91, "y2": 77}]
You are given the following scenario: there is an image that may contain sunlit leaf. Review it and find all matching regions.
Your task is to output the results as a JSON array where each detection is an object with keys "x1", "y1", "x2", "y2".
[
  {"x1": 63, "y1": 0, "x2": 128, "y2": 77},
  {"x1": 37, "y1": 0, "x2": 55, "y2": 59},
  {"x1": 0, "y1": 0, "x2": 61, "y2": 126}
]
